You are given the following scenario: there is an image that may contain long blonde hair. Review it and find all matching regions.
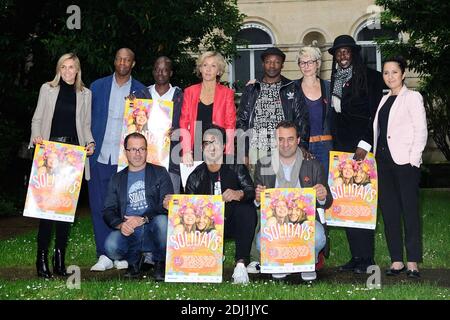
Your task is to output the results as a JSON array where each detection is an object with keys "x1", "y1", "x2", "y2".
[{"x1": 48, "y1": 53, "x2": 85, "y2": 91}]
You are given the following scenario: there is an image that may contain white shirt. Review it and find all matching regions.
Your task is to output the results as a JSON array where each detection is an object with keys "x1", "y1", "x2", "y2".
[{"x1": 149, "y1": 84, "x2": 175, "y2": 102}]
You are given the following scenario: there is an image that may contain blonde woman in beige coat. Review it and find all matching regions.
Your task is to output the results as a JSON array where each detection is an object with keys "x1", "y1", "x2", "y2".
[{"x1": 30, "y1": 53, "x2": 95, "y2": 278}]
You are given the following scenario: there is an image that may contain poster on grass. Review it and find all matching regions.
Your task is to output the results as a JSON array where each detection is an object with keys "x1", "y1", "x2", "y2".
[
  {"x1": 117, "y1": 98, "x2": 173, "y2": 172},
  {"x1": 165, "y1": 195, "x2": 224, "y2": 283},
  {"x1": 326, "y1": 151, "x2": 378, "y2": 230},
  {"x1": 23, "y1": 141, "x2": 86, "y2": 223},
  {"x1": 260, "y1": 188, "x2": 316, "y2": 273}
]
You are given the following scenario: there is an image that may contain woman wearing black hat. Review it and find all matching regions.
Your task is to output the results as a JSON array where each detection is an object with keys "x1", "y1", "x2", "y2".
[{"x1": 328, "y1": 35, "x2": 384, "y2": 274}]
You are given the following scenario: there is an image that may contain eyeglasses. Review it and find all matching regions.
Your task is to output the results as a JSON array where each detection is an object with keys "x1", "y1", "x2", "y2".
[
  {"x1": 125, "y1": 147, "x2": 147, "y2": 153},
  {"x1": 298, "y1": 60, "x2": 317, "y2": 67}
]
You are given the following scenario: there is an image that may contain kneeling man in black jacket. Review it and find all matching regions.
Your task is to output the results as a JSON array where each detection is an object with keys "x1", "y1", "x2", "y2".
[{"x1": 103, "y1": 132, "x2": 173, "y2": 280}]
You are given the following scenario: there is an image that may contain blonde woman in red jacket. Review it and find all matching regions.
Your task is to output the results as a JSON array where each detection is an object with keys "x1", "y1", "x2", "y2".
[
  {"x1": 180, "y1": 51, "x2": 236, "y2": 165},
  {"x1": 373, "y1": 56, "x2": 427, "y2": 279}
]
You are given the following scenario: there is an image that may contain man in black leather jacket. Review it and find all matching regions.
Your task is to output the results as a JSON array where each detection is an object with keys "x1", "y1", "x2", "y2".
[
  {"x1": 236, "y1": 47, "x2": 310, "y2": 165},
  {"x1": 181, "y1": 124, "x2": 257, "y2": 284}
]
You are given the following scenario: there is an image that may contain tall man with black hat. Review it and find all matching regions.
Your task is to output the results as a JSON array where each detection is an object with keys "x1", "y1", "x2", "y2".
[
  {"x1": 328, "y1": 35, "x2": 384, "y2": 273},
  {"x1": 237, "y1": 46, "x2": 310, "y2": 268}
]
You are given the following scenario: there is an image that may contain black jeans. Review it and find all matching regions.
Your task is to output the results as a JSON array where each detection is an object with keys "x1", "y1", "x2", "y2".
[
  {"x1": 224, "y1": 202, "x2": 257, "y2": 264},
  {"x1": 378, "y1": 161, "x2": 422, "y2": 262}
]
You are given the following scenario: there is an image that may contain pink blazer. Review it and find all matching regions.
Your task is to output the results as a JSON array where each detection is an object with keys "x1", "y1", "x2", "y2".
[
  {"x1": 179, "y1": 83, "x2": 236, "y2": 155},
  {"x1": 373, "y1": 85, "x2": 427, "y2": 167}
]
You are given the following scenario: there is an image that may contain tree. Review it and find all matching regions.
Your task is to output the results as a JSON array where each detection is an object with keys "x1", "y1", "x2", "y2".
[
  {"x1": 375, "y1": 0, "x2": 450, "y2": 160},
  {"x1": 0, "y1": 0, "x2": 245, "y2": 213}
]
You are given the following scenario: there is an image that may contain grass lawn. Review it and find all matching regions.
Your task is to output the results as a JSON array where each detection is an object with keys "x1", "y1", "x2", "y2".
[{"x1": 0, "y1": 189, "x2": 448, "y2": 300}]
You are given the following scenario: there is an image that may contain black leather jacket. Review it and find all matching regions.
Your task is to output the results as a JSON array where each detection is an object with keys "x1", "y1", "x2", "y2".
[
  {"x1": 185, "y1": 162, "x2": 255, "y2": 203},
  {"x1": 237, "y1": 76, "x2": 310, "y2": 149}
]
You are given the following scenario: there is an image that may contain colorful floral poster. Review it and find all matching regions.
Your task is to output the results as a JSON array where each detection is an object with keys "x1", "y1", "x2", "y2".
[
  {"x1": 117, "y1": 98, "x2": 173, "y2": 172},
  {"x1": 260, "y1": 188, "x2": 316, "y2": 273},
  {"x1": 165, "y1": 195, "x2": 224, "y2": 283},
  {"x1": 326, "y1": 151, "x2": 378, "y2": 229},
  {"x1": 23, "y1": 141, "x2": 86, "y2": 223}
]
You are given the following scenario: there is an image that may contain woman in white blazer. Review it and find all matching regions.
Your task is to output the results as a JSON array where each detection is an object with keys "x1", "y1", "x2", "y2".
[
  {"x1": 373, "y1": 56, "x2": 427, "y2": 279},
  {"x1": 30, "y1": 53, "x2": 95, "y2": 279}
]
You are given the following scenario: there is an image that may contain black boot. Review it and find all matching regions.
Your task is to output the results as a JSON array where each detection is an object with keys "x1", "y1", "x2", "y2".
[
  {"x1": 36, "y1": 250, "x2": 52, "y2": 278},
  {"x1": 354, "y1": 258, "x2": 375, "y2": 274},
  {"x1": 124, "y1": 255, "x2": 144, "y2": 279},
  {"x1": 153, "y1": 261, "x2": 165, "y2": 282},
  {"x1": 52, "y1": 248, "x2": 68, "y2": 276},
  {"x1": 338, "y1": 257, "x2": 361, "y2": 272}
]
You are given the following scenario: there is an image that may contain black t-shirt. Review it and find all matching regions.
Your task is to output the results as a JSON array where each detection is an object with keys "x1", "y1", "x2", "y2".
[
  {"x1": 376, "y1": 95, "x2": 397, "y2": 164},
  {"x1": 208, "y1": 170, "x2": 222, "y2": 195},
  {"x1": 196, "y1": 101, "x2": 213, "y2": 135},
  {"x1": 50, "y1": 80, "x2": 77, "y2": 138}
]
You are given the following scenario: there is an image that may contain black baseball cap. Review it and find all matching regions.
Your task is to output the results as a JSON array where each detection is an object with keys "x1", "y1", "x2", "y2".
[{"x1": 261, "y1": 47, "x2": 286, "y2": 63}]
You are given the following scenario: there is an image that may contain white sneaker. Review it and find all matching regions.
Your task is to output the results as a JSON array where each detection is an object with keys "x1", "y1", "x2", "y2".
[
  {"x1": 301, "y1": 271, "x2": 317, "y2": 281},
  {"x1": 246, "y1": 261, "x2": 261, "y2": 274},
  {"x1": 90, "y1": 255, "x2": 113, "y2": 271},
  {"x1": 232, "y1": 262, "x2": 250, "y2": 284},
  {"x1": 114, "y1": 260, "x2": 128, "y2": 270},
  {"x1": 272, "y1": 273, "x2": 289, "y2": 279}
]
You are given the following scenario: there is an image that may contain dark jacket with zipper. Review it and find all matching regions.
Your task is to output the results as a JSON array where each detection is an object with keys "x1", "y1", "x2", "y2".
[
  {"x1": 185, "y1": 162, "x2": 255, "y2": 204},
  {"x1": 294, "y1": 77, "x2": 333, "y2": 139},
  {"x1": 103, "y1": 163, "x2": 174, "y2": 229},
  {"x1": 237, "y1": 76, "x2": 310, "y2": 150}
]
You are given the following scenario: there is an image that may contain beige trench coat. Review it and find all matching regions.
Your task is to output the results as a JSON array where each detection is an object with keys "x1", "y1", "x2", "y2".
[{"x1": 29, "y1": 83, "x2": 94, "y2": 180}]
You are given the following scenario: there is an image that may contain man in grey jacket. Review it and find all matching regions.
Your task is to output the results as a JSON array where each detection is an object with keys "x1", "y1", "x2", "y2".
[{"x1": 248, "y1": 120, "x2": 332, "y2": 281}]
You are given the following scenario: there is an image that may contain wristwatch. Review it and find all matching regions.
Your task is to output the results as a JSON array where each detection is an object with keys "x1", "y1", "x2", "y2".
[{"x1": 142, "y1": 216, "x2": 149, "y2": 224}]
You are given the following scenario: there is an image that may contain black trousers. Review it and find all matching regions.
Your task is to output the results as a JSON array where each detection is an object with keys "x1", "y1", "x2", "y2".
[
  {"x1": 378, "y1": 162, "x2": 422, "y2": 262},
  {"x1": 224, "y1": 202, "x2": 257, "y2": 264},
  {"x1": 345, "y1": 228, "x2": 375, "y2": 261},
  {"x1": 37, "y1": 219, "x2": 71, "y2": 251}
]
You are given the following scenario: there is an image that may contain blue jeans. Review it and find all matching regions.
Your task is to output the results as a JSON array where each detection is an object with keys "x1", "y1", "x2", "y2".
[
  {"x1": 104, "y1": 214, "x2": 167, "y2": 265},
  {"x1": 309, "y1": 140, "x2": 333, "y2": 177},
  {"x1": 256, "y1": 221, "x2": 326, "y2": 263}
]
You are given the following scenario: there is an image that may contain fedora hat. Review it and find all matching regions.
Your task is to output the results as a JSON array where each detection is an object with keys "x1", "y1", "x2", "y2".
[{"x1": 328, "y1": 35, "x2": 361, "y2": 55}]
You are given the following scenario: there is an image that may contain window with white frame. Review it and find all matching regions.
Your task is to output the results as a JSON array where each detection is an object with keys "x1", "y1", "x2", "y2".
[
  {"x1": 355, "y1": 22, "x2": 398, "y2": 71},
  {"x1": 230, "y1": 24, "x2": 274, "y2": 93}
]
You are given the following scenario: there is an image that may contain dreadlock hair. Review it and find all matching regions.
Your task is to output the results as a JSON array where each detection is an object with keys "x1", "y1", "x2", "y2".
[{"x1": 330, "y1": 48, "x2": 368, "y2": 98}]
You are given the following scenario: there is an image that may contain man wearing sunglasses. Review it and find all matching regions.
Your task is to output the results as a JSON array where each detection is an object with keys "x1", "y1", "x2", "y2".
[
  {"x1": 102, "y1": 132, "x2": 174, "y2": 280},
  {"x1": 172, "y1": 124, "x2": 257, "y2": 284}
]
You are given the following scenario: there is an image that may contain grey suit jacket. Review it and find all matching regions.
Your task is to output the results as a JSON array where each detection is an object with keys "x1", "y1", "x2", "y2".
[{"x1": 30, "y1": 82, "x2": 94, "y2": 180}]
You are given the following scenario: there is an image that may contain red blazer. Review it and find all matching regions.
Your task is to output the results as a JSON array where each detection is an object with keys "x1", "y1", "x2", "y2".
[{"x1": 179, "y1": 83, "x2": 236, "y2": 155}]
